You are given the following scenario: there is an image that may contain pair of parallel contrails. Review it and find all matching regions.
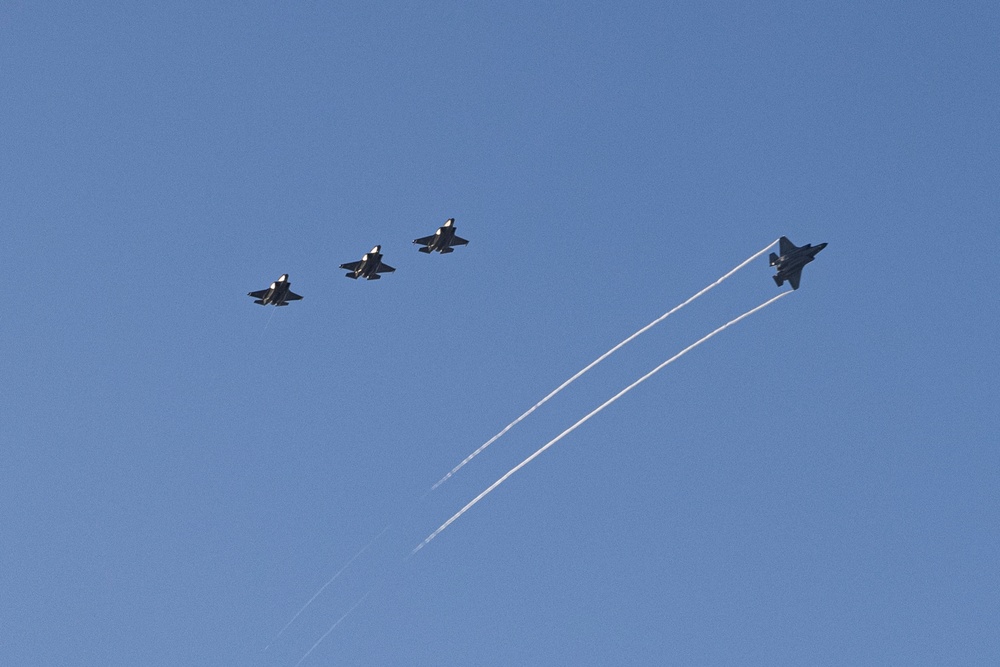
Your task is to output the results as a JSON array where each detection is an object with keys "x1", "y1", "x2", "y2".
[
  {"x1": 282, "y1": 238, "x2": 793, "y2": 664},
  {"x1": 248, "y1": 218, "x2": 469, "y2": 306}
]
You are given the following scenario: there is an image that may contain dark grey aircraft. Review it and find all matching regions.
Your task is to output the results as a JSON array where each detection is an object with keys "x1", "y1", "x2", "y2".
[
  {"x1": 413, "y1": 218, "x2": 469, "y2": 254},
  {"x1": 770, "y1": 236, "x2": 827, "y2": 289},
  {"x1": 340, "y1": 245, "x2": 396, "y2": 280},
  {"x1": 248, "y1": 274, "x2": 303, "y2": 306}
]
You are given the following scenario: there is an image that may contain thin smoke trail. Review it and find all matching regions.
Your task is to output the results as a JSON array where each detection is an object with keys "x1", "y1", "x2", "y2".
[
  {"x1": 431, "y1": 239, "x2": 780, "y2": 490},
  {"x1": 262, "y1": 305, "x2": 278, "y2": 335},
  {"x1": 266, "y1": 526, "x2": 389, "y2": 650},
  {"x1": 294, "y1": 589, "x2": 374, "y2": 667},
  {"x1": 414, "y1": 290, "x2": 793, "y2": 555}
]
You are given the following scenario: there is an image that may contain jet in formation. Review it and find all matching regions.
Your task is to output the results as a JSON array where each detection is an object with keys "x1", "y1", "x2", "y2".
[
  {"x1": 770, "y1": 236, "x2": 827, "y2": 289},
  {"x1": 340, "y1": 245, "x2": 396, "y2": 280},
  {"x1": 412, "y1": 218, "x2": 469, "y2": 254},
  {"x1": 248, "y1": 274, "x2": 303, "y2": 306}
]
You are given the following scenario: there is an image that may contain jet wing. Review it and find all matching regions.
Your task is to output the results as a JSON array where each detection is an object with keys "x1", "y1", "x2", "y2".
[
  {"x1": 412, "y1": 235, "x2": 436, "y2": 246},
  {"x1": 787, "y1": 268, "x2": 803, "y2": 290},
  {"x1": 779, "y1": 236, "x2": 798, "y2": 256},
  {"x1": 340, "y1": 260, "x2": 363, "y2": 272},
  {"x1": 248, "y1": 289, "x2": 268, "y2": 299},
  {"x1": 451, "y1": 235, "x2": 469, "y2": 246},
  {"x1": 378, "y1": 263, "x2": 395, "y2": 273},
  {"x1": 285, "y1": 291, "x2": 303, "y2": 301}
]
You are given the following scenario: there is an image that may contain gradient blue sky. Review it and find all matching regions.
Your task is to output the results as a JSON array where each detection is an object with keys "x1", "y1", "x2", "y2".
[{"x1": 2, "y1": 2, "x2": 997, "y2": 665}]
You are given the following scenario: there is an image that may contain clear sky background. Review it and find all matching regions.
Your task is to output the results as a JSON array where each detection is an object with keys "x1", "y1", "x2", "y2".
[{"x1": 2, "y1": 2, "x2": 997, "y2": 665}]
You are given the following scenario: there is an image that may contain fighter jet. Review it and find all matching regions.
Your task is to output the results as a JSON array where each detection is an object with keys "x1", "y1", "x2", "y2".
[
  {"x1": 770, "y1": 236, "x2": 827, "y2": 289},
  {"x1": 412, "y1": 218, "x2": 469, "y2": 254},
  {"x1": 248, "y1": 274, "x2": 303, "y2": 306},
  {"x1": 340, "y1": 245, "x2": 396, "y2": 280}
]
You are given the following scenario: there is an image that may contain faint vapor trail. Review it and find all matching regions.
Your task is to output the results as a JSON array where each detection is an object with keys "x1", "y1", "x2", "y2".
[
  {"x1": 414, "y1": 290, "x2": 793, "y2": 554},
  {"x1": 265, "y1": 526, "x2": 389, "y2": 650},
  {"x1": 261, "y1": 306, "x2": 278, "y2": 335},
  {"x1": 294, "y1": 589, "x2": 374, "y2": 667},
  {"x1": 431, "y1": 239, "x2": 780, "y2": 490}
]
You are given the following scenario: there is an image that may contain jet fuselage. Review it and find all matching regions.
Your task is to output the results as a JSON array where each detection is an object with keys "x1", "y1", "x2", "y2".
[
  {"x1": 772, "y1": 243, "x2": 826, "y2": 279},
  {"x1": 355, "y1": 251, "x2": 384, "y2": 278},
  {"x1": 427, "y1": 220, "x2": 458, "y2": 252}
]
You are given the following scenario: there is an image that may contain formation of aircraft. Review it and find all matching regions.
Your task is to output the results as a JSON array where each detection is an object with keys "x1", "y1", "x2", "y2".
[
  {"x1": 246, "y1": 218, "x2": 468, "y2": 305},
  {"x1": 770, "y1": 236, "x2": 827, "y2": 290},
  {"x1": 248, "y1": 222, "x2": 826, "y2": 305},
  {"x1": 247, "y1": 274, "x2": 304, "y2": 306}
]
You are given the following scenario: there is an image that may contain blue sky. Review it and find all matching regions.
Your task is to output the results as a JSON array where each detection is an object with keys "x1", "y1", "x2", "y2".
[{"x1": 2, "y1": 2, "x2": 997, "y2": 665}]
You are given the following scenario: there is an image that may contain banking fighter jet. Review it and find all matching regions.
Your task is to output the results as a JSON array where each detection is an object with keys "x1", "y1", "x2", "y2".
[
  {"x1": 248, "y1": 274, "x2": 303, "y2": 306},
  {"x1": 412, "y1": 218, "x2": 469, "y2": 254},
  {"x1": 340, "y1": 245, "x2": 395, "y2": 280},
  {"x1": 770, "y1": 236, "x2": 827, "y2": 290}
]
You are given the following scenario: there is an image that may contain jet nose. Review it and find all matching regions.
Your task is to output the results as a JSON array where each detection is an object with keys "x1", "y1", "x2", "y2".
[{"x1": 817, "y1": 242, "x2": 828, "y2": 251}]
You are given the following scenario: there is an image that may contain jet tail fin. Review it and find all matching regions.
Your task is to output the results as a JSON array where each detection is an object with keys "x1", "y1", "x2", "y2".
[
  {"x1": 254, "y1": 299, "x2": 266, "y2": 305},
  {"x1": 418, "y1": 246, "x2": 432, "y2": 254},
  {"x1": 345, "y1": 273, "x2": 358, "y2": 279},
  {"x1": 440, "y1": 247, "x2": 454, "y2": 254},
  {"x1": 778, "y1": 236, "x2": 798, "y2": 256},
  {"x1": 769, "y1": 252, "x2": 779, "y2": 266},
  {"x1": 773, "y1": 275, "x2": 783, "y2": 287},
  {"x1": 367, "y1": 274, "x2": 381, "y2": 280}
]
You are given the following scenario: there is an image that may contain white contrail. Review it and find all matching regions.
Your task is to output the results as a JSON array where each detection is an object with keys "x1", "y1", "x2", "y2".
[
  {"x1": 294, "y1": 589, "x2": 374, "y2": 667},
  {"x1": 266, "y1": 525, "x2": 389, "y2": 650},
  {"x1": 431, "y1": 239, "x2": 780, "y2": 490},
  {"x1": 413, "y1": 290, "x2": 793, "y2": 555}
]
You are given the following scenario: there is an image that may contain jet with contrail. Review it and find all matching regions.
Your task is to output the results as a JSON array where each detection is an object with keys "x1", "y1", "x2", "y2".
[
  {"x1": 770, "y1": 236, "x2": 826, "y2": 289},
  {"x1": 247, "y1": 274, "x2": 303, "y2": 306}
]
